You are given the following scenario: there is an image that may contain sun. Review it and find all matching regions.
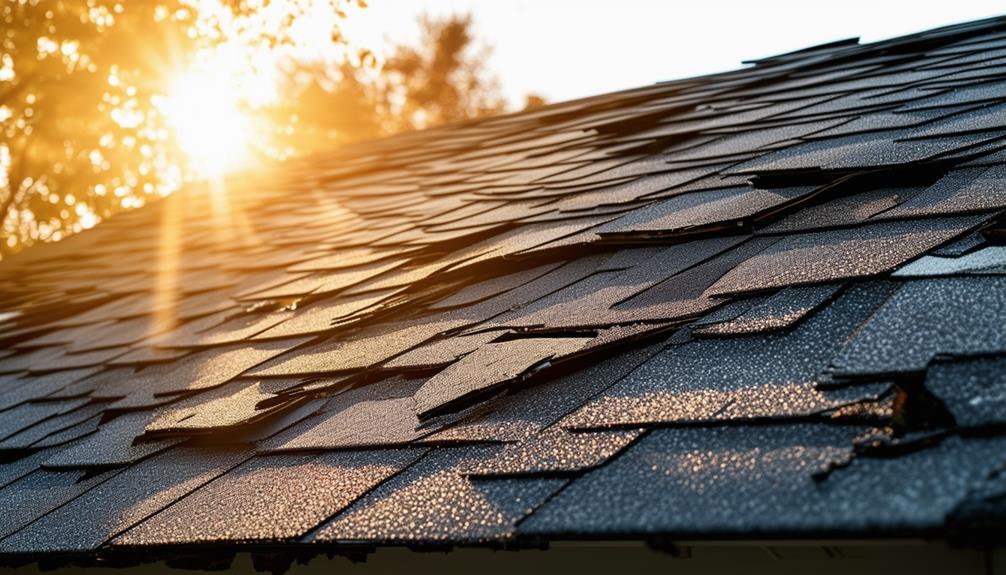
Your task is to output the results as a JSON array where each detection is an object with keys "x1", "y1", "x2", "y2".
[
  {"x1": 151, "y1": 0, "x2": 360, "y2": 179},
  {"x1": 157, "y1": 69, "x2": 255, "y2": 177}
]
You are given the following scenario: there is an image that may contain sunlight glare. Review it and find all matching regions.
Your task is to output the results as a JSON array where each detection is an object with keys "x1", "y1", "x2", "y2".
[
  {"x1": 153, "y1": 1, "x2": 361, "y2": 178},
  {"x1": 158, "y1": 69, "x2": 253, "y2": 177}
]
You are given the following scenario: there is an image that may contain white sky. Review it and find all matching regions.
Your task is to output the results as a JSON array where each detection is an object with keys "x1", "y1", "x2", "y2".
[{"x1": 344, "y1": 0, "x2": 1006, "y2": 106}]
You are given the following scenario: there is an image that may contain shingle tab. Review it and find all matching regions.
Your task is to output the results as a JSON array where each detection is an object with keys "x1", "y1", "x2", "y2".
[
  {"x1": 424, "y1": 343, "x2": 662, "y2": 444},
  {"x1": 462, "y1": 427, "x2": 642, "y2": 477},
  {"x1": 693, "y1": 283, "x2": 843, "y2": 336},
  {"x1": 0, "y1": 447, "x2": 248, "y2": 554},
  {"x1": 0, "y1": 467, "x2": 115, "y2": 540},
  {"x1": 521, "y1": 425, "x2": 1006, "y2": 536},
  {"x1": 414, "y1": 337, "x2": 591, "y2": 419},
  {"x1": 563, "y1": 283, "x2": 893, "y2": 429},
  {"x1": 878, "y1": 165, "x2": 1006, "y2": 219},
  {"x1": 264, "y1": 377, "x2": 428, "y2": 451},
  {"x1": 42, "y1": 412, "x2": 183, "y2": 469},
  {"x1": 706, "y1": 215, "x2": 989, "y2": 296},
  {"x1": 596, "y1": 186, "x2": 816, "y2": 238},
  {"x1": 892, "y1": 245, "x2": 1006, "y2": 277},
  {"x1": 311, "y1": 446, "x2": 565, "y2": 543},
  {"x1": 247, "y1": 318, "x2": 466, "y2": 378},
  {"x1": 113, "y1": 449, "x2": 422, "y2": 546},
  {"x1": 924, "y1": 357, "x2": 1006, "y2": 428},
  {"x1": 831, "y1": 277, "x2": 1006, "y2": 376}
]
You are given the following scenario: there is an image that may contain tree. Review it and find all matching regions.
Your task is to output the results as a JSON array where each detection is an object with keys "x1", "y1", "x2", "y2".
[
  {"x1": 523, "y1": 94, "x2": 547, "y2": 110},
  {"x1": 266, "y1": 13, "x2": 512, "y2": 152},
  {"x1": 0, "y1": 3, "x2": 525, "y2": 259},
  {"x1": 0, "y1": 2, "x2": 191, "y2": 252},
  {"x1": 374, "y1": 14, "x2": 506, "y2": 132}
]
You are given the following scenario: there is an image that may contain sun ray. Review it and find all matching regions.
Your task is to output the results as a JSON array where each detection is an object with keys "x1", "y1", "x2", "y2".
[{"x1": 152, "y1": 193, "x2": 183, "y2": 336}]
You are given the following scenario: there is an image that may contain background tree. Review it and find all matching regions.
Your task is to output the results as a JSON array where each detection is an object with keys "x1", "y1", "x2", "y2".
[
  {"x1": 375, "y1": 14, "x2": 506, "y2": 132},
  {"x1": 267, "y1": 13, "x2": 511, "y2": 152},
  {"x1": 0, "y1": 3, "x2": 534, "y2": 259},
  {"x1": 0, "y1": 2, "x2": 190, "y2": 252}
]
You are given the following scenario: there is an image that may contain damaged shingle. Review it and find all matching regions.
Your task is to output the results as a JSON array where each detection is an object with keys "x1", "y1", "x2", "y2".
[
  {"x1": 693, "y1": 283, "x2": 843, "y2": 336},
  {"x1": 596, "y1": 186, "x2": 817, "y2": 238},
  {"x1": 246, "y1": 318, "x2": 466, "y2": 378},
  {"x1": 424, "y1": 343, "x2": 663, "y2": 444},
  {"x1": 414, "y1": 337, "x2": 592, "y2": 419},
  {"x1": 263, "y1": 377, "x2": 429, "y2": 450}
]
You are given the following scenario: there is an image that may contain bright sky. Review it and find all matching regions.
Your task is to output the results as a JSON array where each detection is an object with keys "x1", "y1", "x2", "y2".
[{"x1": 346, "y1": 0, "x2": 1006, "y2": 105}]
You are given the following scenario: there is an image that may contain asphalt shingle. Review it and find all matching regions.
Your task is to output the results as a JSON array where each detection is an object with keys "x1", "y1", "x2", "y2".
[{"x1": 3, "y1": 16, "x2": 1006, "y2": 565}]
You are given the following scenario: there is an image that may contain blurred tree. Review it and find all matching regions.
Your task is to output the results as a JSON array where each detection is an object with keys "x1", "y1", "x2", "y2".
[
  {"x1": 374, "y1": 14, "x2": 506, "y2": 132},
  {"x1": 268, "y1": 13, "x2": 513, "y2": 151},
  {"x1": 1, "y1": 4, "x2": 529, "y2": 259},
  {"x1": 523, "y1": 94, "x2": 548, "y2": 110},
  {"x1": 0, "y1": 2, "x2": 190, "y2": 253}
]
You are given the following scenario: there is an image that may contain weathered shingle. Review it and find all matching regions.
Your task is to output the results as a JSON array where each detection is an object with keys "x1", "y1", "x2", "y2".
[{"x1": 3, "y1": 16, "x2": 1006, "y2": 566}]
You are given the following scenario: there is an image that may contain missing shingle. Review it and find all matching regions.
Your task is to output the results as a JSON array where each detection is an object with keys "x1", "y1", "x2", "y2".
[{"x1": 891, "y1": 380, "x2": 957, "y2": 432}]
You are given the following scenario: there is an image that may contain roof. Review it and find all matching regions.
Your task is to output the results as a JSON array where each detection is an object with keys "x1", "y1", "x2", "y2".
[{"x1": 3, "y1": 14, "x2": 1006, "y2": 570}]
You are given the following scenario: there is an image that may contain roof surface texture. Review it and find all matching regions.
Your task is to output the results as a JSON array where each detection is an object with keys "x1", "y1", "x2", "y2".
[{"x1": 3, "y1": 15, "x2": 1006, "y2": 570}]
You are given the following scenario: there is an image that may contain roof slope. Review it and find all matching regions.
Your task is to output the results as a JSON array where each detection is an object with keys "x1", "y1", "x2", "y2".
[{"x1": 4, "y1": 15, "x2": 1006, "y2": 568}]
